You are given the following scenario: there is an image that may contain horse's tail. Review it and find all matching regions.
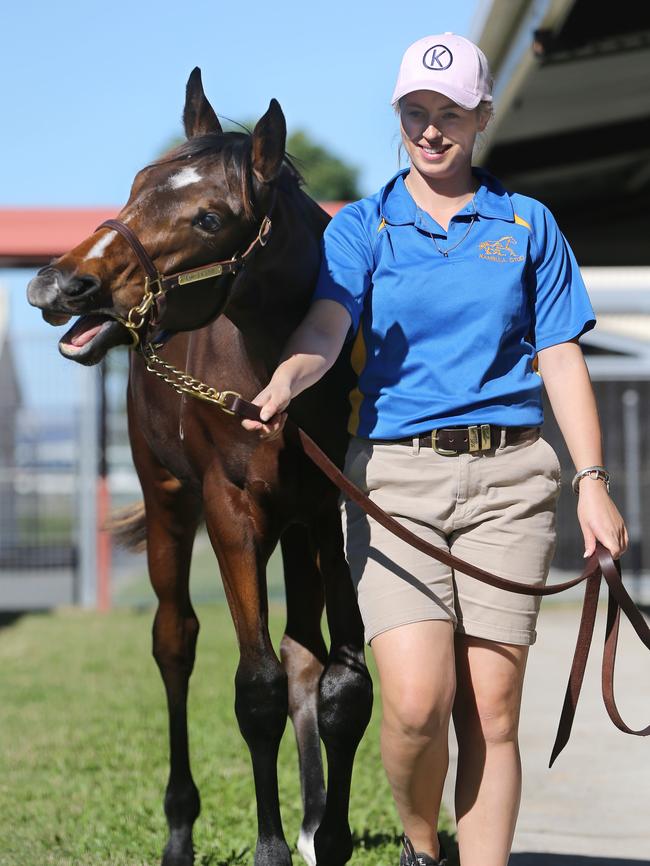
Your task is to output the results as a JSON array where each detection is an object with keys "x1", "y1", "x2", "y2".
[{"x1": 106, "y1": 501, "x2": 147, "y2": 552}]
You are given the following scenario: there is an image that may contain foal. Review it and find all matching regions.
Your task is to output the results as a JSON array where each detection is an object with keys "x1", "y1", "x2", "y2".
[{"x1": 27, "y1": 69, "x2": 373, "y2": 866}]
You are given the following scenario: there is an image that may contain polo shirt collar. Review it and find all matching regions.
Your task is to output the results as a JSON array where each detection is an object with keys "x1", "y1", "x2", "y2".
[
  {"x1": 472, "y1": 167, "x2": 514, "y2": 221},
  {"x1": 380, "y1": 167, "x2": 514, "y2": 225}
]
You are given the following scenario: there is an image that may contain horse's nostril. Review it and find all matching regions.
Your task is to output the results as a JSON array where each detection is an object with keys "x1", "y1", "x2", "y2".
[{"x1": 63, "y1": 274, "x2": 101, "y2": 298}]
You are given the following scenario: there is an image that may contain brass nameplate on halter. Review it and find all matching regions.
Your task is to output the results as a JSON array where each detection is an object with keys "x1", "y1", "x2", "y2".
[{"x1": 178, "y1": 264, "x2": 224, "y2": 285}]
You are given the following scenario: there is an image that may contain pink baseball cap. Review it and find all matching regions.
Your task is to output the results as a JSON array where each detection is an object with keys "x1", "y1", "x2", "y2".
[{"x1": 391, "y1": 33, "x2": 493, "y2": 109}]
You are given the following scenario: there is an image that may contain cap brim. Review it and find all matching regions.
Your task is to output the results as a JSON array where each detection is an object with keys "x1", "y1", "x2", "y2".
[{"x1": 391, "y1": 80, "x2": 485, "y2": 110}]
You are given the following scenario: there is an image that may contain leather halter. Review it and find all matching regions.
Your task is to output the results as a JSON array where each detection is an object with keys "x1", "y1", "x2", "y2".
[{"x1": 94, "y1": 207, "x2": 273, "y2": 347}]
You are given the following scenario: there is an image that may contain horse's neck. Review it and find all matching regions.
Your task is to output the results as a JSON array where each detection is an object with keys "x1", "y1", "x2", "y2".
[{"x1": 224, "y1": 189, "x2": 327, "y2": 371}]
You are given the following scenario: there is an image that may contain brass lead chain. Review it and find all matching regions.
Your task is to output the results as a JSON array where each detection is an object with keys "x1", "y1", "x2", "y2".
[
  {"x1": 120, "y1": 277, "x2": 165, "y2": 347},
  {"x1": 141, "y1": 344, "x2": 242, "y2": 414}
]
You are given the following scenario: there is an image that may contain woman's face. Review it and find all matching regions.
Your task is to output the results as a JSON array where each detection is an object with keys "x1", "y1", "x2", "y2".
[{"x1": 399, "y1": 90, "x2": 489, "y2": 182}]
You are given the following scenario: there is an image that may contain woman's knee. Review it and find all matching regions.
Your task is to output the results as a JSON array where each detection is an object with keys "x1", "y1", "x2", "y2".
[
  {"x1": 474, "y1": 702, "x2": 521, "y2": 745},
  {"x1": 374, "y1": 621, "x2": 456, "y2": 739},
  {"x1": 383, "y1": 676, "x2": 456, "y2": 739},
  {"x1": 455, "y1": 680, "x2": 523, "y2": 745}
]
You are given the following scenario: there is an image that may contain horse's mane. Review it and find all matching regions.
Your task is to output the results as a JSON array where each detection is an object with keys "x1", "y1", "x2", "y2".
[{"x1": 150, "y1": 132, "x2": 305, "y2": 221}]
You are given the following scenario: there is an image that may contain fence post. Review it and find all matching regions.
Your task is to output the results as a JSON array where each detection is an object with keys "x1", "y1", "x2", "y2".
[
  {"x1": 78, "y1": 365, "x2": 99, "y2": 608},
  {"x1": 97, "y1": 359, "x2": 112, "y2": 611}
]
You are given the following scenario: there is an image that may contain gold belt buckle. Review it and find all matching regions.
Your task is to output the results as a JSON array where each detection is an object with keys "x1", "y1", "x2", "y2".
[{"x1": 431, "y1": 429, "x2": 459, "y2": 456}]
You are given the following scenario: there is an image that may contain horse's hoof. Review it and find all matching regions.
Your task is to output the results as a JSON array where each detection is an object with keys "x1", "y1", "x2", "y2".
[
  {"x1": 161, "y1": 855, "x2": 193, "y2": 866},
  {"x1": 313, "y1": 821, "x2": 353, "y2": 866},
  {"x1": 254, "y1": 836, "x2": 293, "y2": 866},
  {"x1": 161, "y1": 835, "x2": 194, "y2": 866},
  {"x1": 297, "y1": 826, "x2": 317, "y2": 866}
]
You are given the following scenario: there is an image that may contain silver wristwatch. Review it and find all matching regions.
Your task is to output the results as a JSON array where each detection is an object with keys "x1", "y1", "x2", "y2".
[{"x1": 571, "y1": 465, "x2": 611, "y2": 495}]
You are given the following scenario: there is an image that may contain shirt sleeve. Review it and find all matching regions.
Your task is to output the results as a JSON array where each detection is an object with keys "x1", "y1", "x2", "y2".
[
  {"x1": 311, "y1": 203, "x2": 374, "y2": 339},
  {"x1": 530, "y1": 206, "x2": 596, "y2": 351}
]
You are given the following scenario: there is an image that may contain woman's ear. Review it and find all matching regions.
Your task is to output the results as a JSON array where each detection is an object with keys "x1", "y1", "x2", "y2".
[{"x1": 477, "y1": 103, "x2": 493, "y2": 133}]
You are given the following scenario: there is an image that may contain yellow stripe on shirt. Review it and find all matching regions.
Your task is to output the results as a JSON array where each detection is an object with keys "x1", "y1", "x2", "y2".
[{"x1": 347, "y1": 317, "x2": 367, "y2": 435}]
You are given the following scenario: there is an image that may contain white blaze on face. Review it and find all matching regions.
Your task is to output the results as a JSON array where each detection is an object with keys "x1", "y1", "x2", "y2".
[
  {"x1": 85, "y1": 230, "x2": 117, "y2": 261},
  {"x1": 168, "y1": 166, "x2": 203, "y2": 189}
]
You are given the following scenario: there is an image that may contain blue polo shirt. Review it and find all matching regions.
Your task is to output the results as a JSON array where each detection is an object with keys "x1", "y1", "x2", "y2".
[{"x1": 312, "y1": 167, "x2": 596, "y2": 439}]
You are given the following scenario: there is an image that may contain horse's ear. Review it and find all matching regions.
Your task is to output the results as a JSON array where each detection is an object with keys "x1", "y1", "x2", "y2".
[
  {"x1": 183, "y1": 67, "x2": 223, "y2": 138},
  {"x1": 251, "y1": 99, "x2": 286, "y2": 184}
]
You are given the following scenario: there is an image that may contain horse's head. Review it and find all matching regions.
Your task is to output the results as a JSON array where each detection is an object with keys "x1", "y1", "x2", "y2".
[{"x1": 27, "y1": 68, "x2": 288, "y2": 365}]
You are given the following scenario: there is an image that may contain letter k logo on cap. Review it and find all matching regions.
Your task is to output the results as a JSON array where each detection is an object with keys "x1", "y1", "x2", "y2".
[{"x1": 423, "y1": 45, "x2": 453, "y2": 70}]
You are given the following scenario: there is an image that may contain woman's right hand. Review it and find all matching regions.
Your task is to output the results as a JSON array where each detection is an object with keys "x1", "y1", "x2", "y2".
[{"x1": 241, "y1": 379, "x2": 291, "y2": 439}]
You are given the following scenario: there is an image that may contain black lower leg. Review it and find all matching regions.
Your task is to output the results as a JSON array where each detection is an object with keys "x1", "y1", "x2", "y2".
[
  {"x1": 235, "y1": 653, "x2": 292, "y2": 866},
  {"x1": 155, "y1": 608, "x2": 201, "y2": 866},
  {"x1": 314, "y1": 646, "x2": 373, "y2": 866}
]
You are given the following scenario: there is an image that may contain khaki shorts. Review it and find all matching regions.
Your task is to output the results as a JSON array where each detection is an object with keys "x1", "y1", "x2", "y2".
[{"x1": 340, "y1": 427, "x2": 561, "y2": 646}]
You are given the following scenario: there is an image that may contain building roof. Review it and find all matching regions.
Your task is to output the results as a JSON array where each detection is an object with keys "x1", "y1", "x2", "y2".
[
  {"x1": 0, "y1": 204, "x2": 347, "y2": 267},
  {"x1": 472, "y1": 0, "x2": 650, "y2": 265}
]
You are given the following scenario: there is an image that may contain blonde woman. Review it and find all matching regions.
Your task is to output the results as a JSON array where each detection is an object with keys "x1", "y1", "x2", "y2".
[{"x1": 244, "y1": 33, "x2": 627, "y2": 866}]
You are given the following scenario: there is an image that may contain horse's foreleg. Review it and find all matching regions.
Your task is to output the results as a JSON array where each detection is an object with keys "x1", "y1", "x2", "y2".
[
  {"x1": 143, "y1": 475, "x2": 202, "y2": 866},
  {"x1": 280, "y1": 524, "x2": 328, "y2": 866},
  {"x1": 204, "y1": 491, "x2": 291, "y2": 866},
  {"x1": 313, "y1": 509, "x2": 373, "y2": 866}
]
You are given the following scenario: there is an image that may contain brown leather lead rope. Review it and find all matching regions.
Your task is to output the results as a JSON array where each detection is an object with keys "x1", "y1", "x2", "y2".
[{"x1": 225, "y1": 395, "x2": 650, "y2": 765}]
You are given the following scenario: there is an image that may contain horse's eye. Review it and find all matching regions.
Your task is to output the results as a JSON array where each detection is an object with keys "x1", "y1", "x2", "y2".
[{"x1": 195, "y1": 212, "x2": 221, "y2": 232}]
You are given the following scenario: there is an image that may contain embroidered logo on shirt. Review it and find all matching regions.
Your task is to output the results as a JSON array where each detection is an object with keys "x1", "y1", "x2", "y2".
[{"x1": 478, "y1": 235, "x2": 525, "y2": 263}]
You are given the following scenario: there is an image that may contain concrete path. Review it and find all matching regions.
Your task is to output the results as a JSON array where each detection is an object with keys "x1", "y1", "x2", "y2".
[{"x1": 443, "y1": 591, "x2": 650, "y2": 864}]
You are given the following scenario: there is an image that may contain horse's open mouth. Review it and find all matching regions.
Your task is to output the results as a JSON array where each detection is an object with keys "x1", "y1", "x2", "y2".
[{"x1": 58, "y1": 314, "x2": 131, "y2": 365}]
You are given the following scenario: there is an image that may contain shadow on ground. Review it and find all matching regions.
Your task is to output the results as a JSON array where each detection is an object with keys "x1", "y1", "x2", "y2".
[
  {"x1": 511, "y1": 855, "x2": 650, "y2": 865},
  {"x1": 0, "y1": 612, "x2": 25, "y2": 629},
  {"x1": 350, "y1": 829, "x2": 460, "y2": 865}
]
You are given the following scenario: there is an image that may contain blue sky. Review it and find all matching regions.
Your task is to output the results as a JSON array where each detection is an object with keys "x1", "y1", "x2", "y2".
[
  {"x1": 2, "y1": 0, "x2": 482, "y2": 404},
  {"x1": 2, "y1": 0, "x2": 482, "y2": 207}
]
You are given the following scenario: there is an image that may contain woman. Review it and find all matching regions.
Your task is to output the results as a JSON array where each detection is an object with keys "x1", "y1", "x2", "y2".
[{"x1": 243, "y1": 33, "x2": 628, "y2": 866}]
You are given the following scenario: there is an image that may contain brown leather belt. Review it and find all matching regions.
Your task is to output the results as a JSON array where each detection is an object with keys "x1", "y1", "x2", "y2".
[{"x1": 373, "y1": 424, "x2": 538, "y2": 455}]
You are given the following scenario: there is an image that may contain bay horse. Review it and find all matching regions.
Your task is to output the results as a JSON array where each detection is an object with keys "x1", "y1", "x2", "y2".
[{"x1": 27, "y1": 68, "x2": 373, "y2": 866}]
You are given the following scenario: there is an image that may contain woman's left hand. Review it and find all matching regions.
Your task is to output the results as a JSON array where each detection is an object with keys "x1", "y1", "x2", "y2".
[{"x1": 576, "y1": 480, "x2": 629, "y2": 560}]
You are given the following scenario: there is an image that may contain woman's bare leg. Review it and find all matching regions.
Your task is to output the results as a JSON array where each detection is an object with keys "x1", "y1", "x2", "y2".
[
  {"x1": 453, "y1": 635, "x2": 530, "y2": 866},
  {"x1": 371, "y1": 620, "x2": 456, "y2": 860}
]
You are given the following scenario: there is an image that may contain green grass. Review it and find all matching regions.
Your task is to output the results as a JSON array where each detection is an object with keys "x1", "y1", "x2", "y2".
[
  {"x1": 113, "y1": 534, "x2": 285, "y2": 608},
  {"x1": 0, "y1": 603, "x2": 457, "y2": 866}
]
